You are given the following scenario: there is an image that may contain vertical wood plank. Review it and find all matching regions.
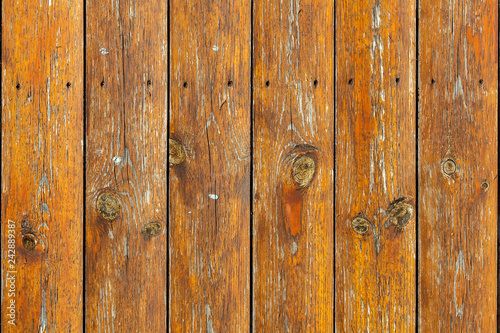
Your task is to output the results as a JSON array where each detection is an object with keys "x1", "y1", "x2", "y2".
[
  {"x1": 85, "y1": 0, "x2": 168, "y2": 330},
  {"x1": 335, "y1": 0, "x2": 416, "y2": 331},
  {"x1": 253, "y1": 0, "x2": 334, "y2": 330},
  {"x1": 169, "y1": 0, "x2": 251, "y2": 331},
  {"x1": 418, "y1": 0, "x2": 497, "y2": 329},
  {"x1": 1, "y1": 0, "x2": 84, "y2": 331}
]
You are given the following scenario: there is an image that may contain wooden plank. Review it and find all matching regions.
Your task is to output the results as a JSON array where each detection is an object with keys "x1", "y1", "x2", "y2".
[
  {"x1": 253, "y1": 0, "x2": 334, "y2": 330},
  {"x1": 169, "y1": 0, "x2": 251, "y2": 331},
  {"x1": 418, "y1": 0, "x2": 497, "y2": 329},
  {"x1": 85, "y1": 0, "x2": 168, "y2": 330},
  {"x1": 335, "y1": 0, "x2": 416, "y2": 331},
  {"x1": 1, "y1": 0, "x2": 84, "y2": 331}
]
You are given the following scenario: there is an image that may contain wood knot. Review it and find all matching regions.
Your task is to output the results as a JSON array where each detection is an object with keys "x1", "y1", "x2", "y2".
[
  {"x1": 22, "y1": 234, "x2": 37, "y2": 251},
  {"x1": 387, "y1": 198, "x2": 414, "y2": 228},
  {"x1": 169, "y1": 139, "x2": 186, "y2": 165},
  {"x1": 142, "y1": 221, "x2": 163, "y2": 238},
  {"x1": 441, "y1": 158, "x2": 458, "y2": 177},
  {"x1": 292, "y1": 155, "x2": 315, "y2": 187},
  {"x1": 352, "y1": 216, "x2": 372, "y2": 235},
  {"x1": 481, "y1": 180, "x2": 489, "y2": 191},
  {"x1": 96, "y1": 192, "x2": 121, "y2": 221}
]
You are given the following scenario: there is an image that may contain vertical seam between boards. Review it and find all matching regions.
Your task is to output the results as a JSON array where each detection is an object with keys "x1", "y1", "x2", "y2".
[
  {"x1": 166, "y1": 0, "x2": 171, "y2": 331},
  {"x1": 415, "y1": 0, "x2": 420, "y2": 330},
  {"x1": 249, "y1": 0, "x2": 254, "y2": 330},
  {"x1": 83, "y1": 0, "x2": 87, "y2": 329}
]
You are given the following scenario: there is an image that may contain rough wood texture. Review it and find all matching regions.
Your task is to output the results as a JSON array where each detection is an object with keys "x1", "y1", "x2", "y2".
[
  {"x1": 253, "y1": 0, "x2": 334, "y2": 330},
  {"x1": 85, "y1": 0, "x2": 168, "y2": 330},
  {"x1": 169, "y1": 0, "x2": 251, "y2": 331},
  {"x1": 418, "y1": 0, "x2": 498, "y2": 329},
  {"x1": 335, "y1": 0, "x2": 417, "y2": 331},
  {"x1": 1, "y1": 0, "x2": 84, "y2": 331}
]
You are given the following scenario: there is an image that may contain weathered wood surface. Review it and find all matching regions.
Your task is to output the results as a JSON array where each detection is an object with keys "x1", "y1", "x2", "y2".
[
  {"x1": 1, "y1": 0, "x2": 84, "y2": 331},
  {"x1": 253, "y1": 0, "x2": 335, "y2": 331},
  {"x1": 418, "y1": 0, "x2": 498, "y2": 330},
  {"x1": 335, "y1": 0, "x2": 417, "y2": 331},
  {"x1": 85, "y1": 0, "x2": 168, "y2": 330},
  {"x1": 1, "y1": 1, "x2": 499, "y2": 331},
  {"x1": 169, "y1": 0, "x2": 251, "y2": 331}
]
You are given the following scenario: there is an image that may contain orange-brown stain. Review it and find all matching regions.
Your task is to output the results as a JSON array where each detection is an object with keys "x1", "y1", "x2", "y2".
[{"x1": 283, "y1": 185, "x2": 303, "y2": 236}]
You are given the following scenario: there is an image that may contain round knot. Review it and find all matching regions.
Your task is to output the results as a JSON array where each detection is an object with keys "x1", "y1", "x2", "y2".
[
  {"x1": 352, "y1": 216, "x2": 372, "y2": 235},
  {"x1": 388, "y1": 201, "x2": 414, "y2": 228},
  {"x1": 142, "y1": 221, "x2": 163, "y2": 238},
  {"x1": 22, "y1": 234, "x2": 37, "y2": 251},
  {"x1": 481, "y1": 181, "x2": 489, "y2": 191},
  {"x1": 96, "y1": 192, "x2": 121, "y2": 221},
  {"x1": 292, "y1": 155, "x2": 315, "y2": 188},
  {"x1": 442, "y1": 158, "x2": 458, "y2": 176},
  {"x1": 169, "y1": 139, "x2": 186, "y2": 165}
]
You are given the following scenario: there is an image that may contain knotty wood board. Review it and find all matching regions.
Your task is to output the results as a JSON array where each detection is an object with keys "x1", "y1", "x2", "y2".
[
  {"x1": 85, "y1": 0, "x2": 168, "y2": 330},
  {"x1": 418, "y1": 0, "x2": 498, "y2": 329},
  {"x1": 253, "y1": 0, "x2": 335, "y2": 330},
  {"x1": 335, "y1": 0, "x2": 417, "y2": 331},
  {"x1": 1, "y1": 0, "x2": 84, "y2": 331},
  {"x1": 169, "y1": 0, "x2": 251, "y2": 331}
]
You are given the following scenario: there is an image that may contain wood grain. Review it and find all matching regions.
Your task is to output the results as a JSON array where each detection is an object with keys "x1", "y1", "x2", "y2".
[
  {"x1": 85, "y1": 0, "x2": 168, "y2": 330},
  {"x1": 335, "y1": 0, "x2": 417, "y2": 331},
  {"x1": 418, "y1": 0, "x2": 498, "y2": 329},
  {"x1": 253, "y1": 0, "x2": 334, "y2": 330},
  {"x1": 169, "y1": 0, "x2": 251, "y2": 331},
  {"x1": 1, "y1": 0, "x2": 84, "y2": 331}
]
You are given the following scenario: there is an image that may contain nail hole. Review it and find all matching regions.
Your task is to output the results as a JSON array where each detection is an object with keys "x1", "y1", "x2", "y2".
[
  {"x1": 431, "y1": 78, "x2": 436, "y2": 84},
  {"x1": 395, "y1": 77, "x2": 400, "y2": 84},
  {"x1": 16, "y1": 83, "x2": 21, "y2": 90},
  {"x1": 227, "y1": 80, "x2": 233, "y2": 87},
  {"x1": 183, "y1": 82, "x2": 188, "y2": 88},
  {"x1": 479, "y1": 79, "x2": 484, "y2": 85},
  {"x1": 66, "y1": 82, "x2": 72, "y2": 88},
  {"x1": 265, "y1": 80, "x2": 270, "y2": 87},
  {"x1": 147, "y1": 79, "x2": 152, "y2": 86},
  {"x1": 100, "y1": 81, "x2": 106, "y2": 87},
  {"x1": 313, "y1": 79, "x2": 318, "y2": 87},
  {"x1": 348, "y1": 78, "x2": 354, "y2": 85},
  {"x1": 22, "y1": 234, "x2": 37, "y2": 251}
]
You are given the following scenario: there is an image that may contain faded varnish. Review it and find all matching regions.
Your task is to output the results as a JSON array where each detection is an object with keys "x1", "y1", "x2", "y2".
[
  {"x1": 419, "y1": 0, "x2": 498, "y2": 329},
  {"x1": 169, "y1": 0, "x2": 251, "y2": 331},
  {"x1": 253, "y1": 0, "x2": 335, "y2": 330},
  {"x1": 1, "y1": 0, "x2": 84, "y2": 331},
  {"x1": 85, "y1": 0, "x2": 168, "y2": 330},
  {"x1": 335, "y1": 0, "x2": 417, "y2": 331}
]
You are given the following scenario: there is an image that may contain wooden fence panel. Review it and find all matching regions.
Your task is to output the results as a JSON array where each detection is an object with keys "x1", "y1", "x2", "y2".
[
  {"x1": 335, "y1": 0, "x2": 417, "y2": 331},
  {"x1": 169, "y1": 0, "x2": 251, "y2": 331},
  {"x1": 418, "y1": 0, "x2": 498, "y2": 329},
  {"x1": 85, "y1": 0, "x2": 168, "y2": 330},
  {"x1": 253, "y1": 0, "x2": 335, "y2": 331},
  {"x1": 1, "y1": 0, "x2": 84, "y2": 331}
]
